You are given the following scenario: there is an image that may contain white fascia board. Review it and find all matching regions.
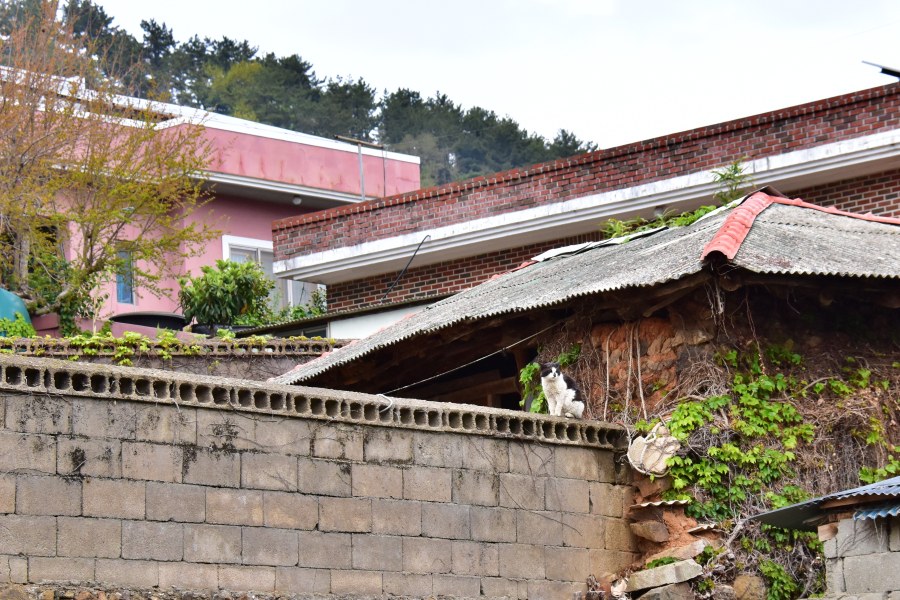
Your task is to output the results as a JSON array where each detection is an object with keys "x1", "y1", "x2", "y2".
[
  {"x1": 203, "y1": 171, "x2": 374, "y2": 204},
  {"x1": 275, "y1": 128, "x2": 900, "y2": 283}
]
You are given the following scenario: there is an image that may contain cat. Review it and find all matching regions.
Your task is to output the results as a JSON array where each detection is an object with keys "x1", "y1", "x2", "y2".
[{"x1": 540, "y1": 362, "x2": 585, "y2": 418}]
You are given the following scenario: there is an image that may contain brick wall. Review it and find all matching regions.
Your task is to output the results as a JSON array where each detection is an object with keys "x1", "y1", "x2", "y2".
[
  {"x1": 0, "y1": 355, "x2": 636, "y2": 599},
  {"x1": 273, "y1": 83, "x2": 900, "y2": 261},
  {"x1": 789, "y1": 167, "x2": 900, "y2": 218}
]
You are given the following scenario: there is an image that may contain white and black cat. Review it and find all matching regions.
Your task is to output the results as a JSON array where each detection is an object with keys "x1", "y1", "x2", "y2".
[{"x1": 540, "y1": 362, "x2": 585, "y2": 418}]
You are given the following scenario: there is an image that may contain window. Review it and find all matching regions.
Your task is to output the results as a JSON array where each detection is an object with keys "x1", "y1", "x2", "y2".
[
  {"x1": 116, "y1": 249, "x2": 134, "y2": 304},
  {"x1": 221, "y1": 235, "x2": 315, "y2": 309}
]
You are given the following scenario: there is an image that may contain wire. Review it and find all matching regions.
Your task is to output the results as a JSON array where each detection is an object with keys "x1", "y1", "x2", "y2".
[
  {"x1": 380, "y1": 234, "x2": 430, "y2": 303},
  {"x1": 381, "y1": 321, "x2": 559, "y2": 396}
]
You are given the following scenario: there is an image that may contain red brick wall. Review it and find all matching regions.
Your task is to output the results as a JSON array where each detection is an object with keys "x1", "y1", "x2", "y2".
[
  {"x1": 274, "y1": 83, "x2": 900, "y2": 261},
  {"x1": 788, "y1": 168, "x2": 900, "y2": 218},
  {"x1": 328, "y1": 233, "x2": 602, "y2": 312}
]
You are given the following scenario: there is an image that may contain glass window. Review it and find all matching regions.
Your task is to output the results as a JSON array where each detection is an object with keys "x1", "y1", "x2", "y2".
[{"x1": 116, "y1": 249, "x2": 134, "y2": 304}]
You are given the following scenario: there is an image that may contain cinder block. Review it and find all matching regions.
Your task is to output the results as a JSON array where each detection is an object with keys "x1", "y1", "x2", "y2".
[
  {"x1": 481, "y1": 576, "x2": 519, "y2": 599},
  {"x1": 122, "y1": 520, "x2": 183, "y2": 561},
  {"x1": 0, "y1": 474, "x2": 14, "y2": 513},
  {"x1": 837, "y1": 518, "x2": 890, "y2": 557},
  {"x1": 95, "y1": 559, "x2": 159, "y2": 587},
  {"x1": 363, "y1": 428, "x2": 413, "y2": 464},
  {"x1": 563, "y1": 512, "x2": 605, "y2": 548},
  {"x1": 470, "y1": 506, "x2": 517, "y2": 543},
  {"x1": 517, "y1": 510, "x2": 564, "y2": 546},
  {"x1": 263, "y1": 491, "x2": 317, "y2": 530},
  {"x1": 57, "y1": 517, "x2": 121, "y2": 558},
  {"x1": 146, "y1": 482, "x2": 205, "y2": 523},
  {"x1": 241, "y1": 452, "x2": 297, "y2": 491},
  {"x1": 352, "y1": 534, "x2": 402, "y2": 571},
  {"x1": 242, "y1": 527, "x2": 299, "y2": 567},
  {"x1": 311, "y1": 423, "x2": 363, "y2": 461},
  {"x1": 275, "y1": 567, "x2": 330, "y2": 594},
  {"x1": 122, "y1": 441, "x2": 182, "y2": 483},
  {"x1": 57, "y1": 437, "x2": 121, "y2": 478},
  {"x1": 17, "y1": 475, "x2": 81, "y2": 516},
  {"x1": 403, "y1": 466, "x2": 451, "y2": 502},
  {"x1": 252, "y1": 416, "x2": 312, "y2": 456},
  {"x1": 383, "y1": 572, "x2": 433, "y2": 597},
  {"x1": 452, "y1": 540, "x2": 499, "y2": 576},
  {"x1": 590, "y1": 482, "x2": 629, "y2": 517},
  {"x1": 82, "y1": 478, "x2": 145, "y2": 520},
  {"x1": 412, "y1": 432, "x2": 464, "y2": 468},
  {"x1": 402, "y1": 537, "x2": 452, "y2": 574},
  {"x1": 453, "y1": 469, "x2": 499, "y2": 506},
  {"x1": 508, "y1": 442, "x2": 554, "y2": 477},
  {"x1": 73, "y1": 400, "x2": 136, "y2": 439},
  {"x1": 197, "y1": 410, "x2": 257, "y2": 451},
  {"x1": 298, "y1": 531, "x2": 351, "y2": 569},
  {"x1": 434, "y1": 574, "x2": 481, "y2": 598},
  {"x1": 8, "y1": 556, "x2": 28, "y2": 583},
  {"x1": 218, "y1": 565, "x2": 276, "y2": 592},
  {"x1": 206, "y1": 488, "x2": 264, "y2": 526},
  {"x1": 546, "y1": 477, "x2": 590, "y2": 513},
  {"x1": 605, "y1": 517, "x2": 638, "y2": 552},
  {"x1": 554, "y1": 446, "x2": 614, "y2": 482},
  {"x1": 351, "y1": 464, "x2": 402, "y2": 499},
  {"x1": 182, "y1": 447, "x2": 240, "y2": 488},
  {"x1": 330, "y1": 570, "x2": 382, "y2": 595},
  {"x1": 589, "y1": 548, "x2": 638, "y2": 576},
  {"x1": 422, "y1": 503, "x2": 470, "y2": 540},
  {"x1": 499, "y1": 473, "x2": 545, "y2": 510},
  {"x1": 372, "y1": 499, "x2": 422, "y2": 536},
  {"x1": 529, "y1": 579, "x2": 584, "y2": 599},
  {"x1": 184, "y1": 523, "x2": 241, "y2": 564},
  {"x1": 545, "y1": 546, "x2": 590, "y2": 581},
  {"x1": 825, "y1": 557, "x2": 844, "y2": 594},
  {"x1": 891, "y1": 516, "x2": 900, "y2": 552},
  {"x1": 0, "y1": 432, "x2": 56, "y2": 474},
  {"x1": 297, "y1": 457, "x2": 351, "y2": 497},
  {"x1": 158, "y1": 562, "x2": 218, "y2": 590},
  {"x1": 135, "y1": 404, "x2": 197, "y2": 445},
  {"x1": 498, "y1": 543, "x2": 545, "y2": 579},
  {"x1": 27, "y1": 557, "x2": 94, "y2": 583},
  {"x1": 6, "y1": 396, "x2": 72, "y2": 435},
  {"x1": 844, "y1": 552, "x2": 900, "y2": 593},
  {"x1": 319, "y1": 497, "x2": 371, "y2": 533},
  {"x1": 462, "y1": 437, "x2": 509, "y2": 472}
]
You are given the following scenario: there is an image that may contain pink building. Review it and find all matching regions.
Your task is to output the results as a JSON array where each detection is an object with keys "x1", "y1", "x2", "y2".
[{"x1": 88, "y1": 101, "x2": 421, "y2": 325}]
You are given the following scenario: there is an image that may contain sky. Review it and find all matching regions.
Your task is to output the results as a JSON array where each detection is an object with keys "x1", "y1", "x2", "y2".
[{"x1": 94, "y1": 0, "x2": 900, "y2": 149}]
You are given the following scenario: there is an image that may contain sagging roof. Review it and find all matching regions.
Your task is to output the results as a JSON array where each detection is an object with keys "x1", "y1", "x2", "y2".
[
  {"x1": 273, "y1": 191, "x2": 900, "y2": 386},
  {"x1": 752, "y1": 476, "x2": 900, "y2": 531}
]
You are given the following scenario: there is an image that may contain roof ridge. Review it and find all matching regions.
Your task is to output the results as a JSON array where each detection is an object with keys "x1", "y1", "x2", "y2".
[{"x1": 701, "y1": 192, "x2": 774, "y2": 260}]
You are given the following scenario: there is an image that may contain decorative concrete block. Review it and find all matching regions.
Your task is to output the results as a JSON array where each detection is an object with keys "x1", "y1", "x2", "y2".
[
  {"x1": 183, "y1": 523, "x2": 241, "y2": 564},
  {"x1": 319, "y1": 497, "x2": 371, "y2": 533},
  {"x1": 403, "y1": 537, "x2": 452, "y2": 574},
  {"x1": 498, "y1": 543, "x2": 545, "y2": 579},
  {"x1": 297, "y1": 457, "x2": 351, "y2": 497},
  {"x1": 122, "y1": 520, "x2": 183, "y2": 561},
  {"x1": 242, "y1": 526, "x2": 299, "y2": 567},
  {"x1": 57, "y1": 517, "x2": 121, "y2": 558},
  {"x1": 372, "y1": 498, "x2": 422, "y2": 536},
  {"x1": 82, "y1": 478, "x2": 145, "y2": 519},
  {"x1": 16, "y1": 475, "x2": 81, "y2": 516},
  {"x1": 545, "y1": 477, "x2": 590, "y2": 513},
  {"x1": 146, "y1": 482, "x2": 205, "y2": 523},
  {"x1": 182, "y1": 447, "x2": 240, "y2": 488},
  {"x1": 206, "y1": 488, "x2": 264, "y2": 526},
  {"x1": 298, "y1": 531, "x2": 351, "y2": 569},
  {"x1": 351, "y1": 533, "x2": 402, "y2": 571},
  {"x1": 263, "y1": 490, "x2": 318, "y2": 530},
  {"x1": 351, "y1": 463, "x2": 402, "y2": 499},
  {"x1": 0, "y1": 515, "x2": 56, "y2": 555},
  {"x1": 453, "y1": 469, "x2": 499, "y2": 506},
  {"x1": 241, "y1": 452, "x2": 297, "y2": 491},
  {"x1": 403, "y1": 466, "x2": 452, "y2": 502},
  {"x1": 422, "y1": 503, "x2": 470, "y2": 540}
]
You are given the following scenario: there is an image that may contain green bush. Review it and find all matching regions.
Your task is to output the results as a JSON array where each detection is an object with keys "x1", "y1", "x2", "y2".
[{"x1": 178, "y1": 260, "x2": 274, "y2": 326}]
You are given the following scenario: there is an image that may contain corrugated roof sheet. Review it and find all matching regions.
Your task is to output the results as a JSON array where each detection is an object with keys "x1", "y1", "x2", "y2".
[
  {"x1": 274, "y1": 193, "x2": 900, "y2": 386},
  {"x1": 854, "y1": 504, "x2": 900, "y2": 521},
  {"x1": 753, "y1": 476, "x2": 900, "y2": 530}
]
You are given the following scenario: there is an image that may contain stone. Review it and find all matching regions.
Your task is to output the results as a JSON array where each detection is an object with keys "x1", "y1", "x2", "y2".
[
  {"x1": 0, "y1": 585, "x2": 28, "y2": 600},
  {"x1": 625, "y1": 559, "x2": 703, "y2": 592},
  {"x1": 634, "y1": 475, "x2": 673, "y2": 498},
  {"x1": 644, "y1": 539, "x2": 710, "y2": 564},
  {"x1": 630, "y1": 520, "x2": 670, "y2": 542},
  {"x1": 733, "y1": 574, "x2": 766, "y2": 600},
  {"x1": 637, "y1": 582, "x2": 694, "y2": 600},
  {"x1": 710, "y1": 584, "x2": 736, "y2": 600}
]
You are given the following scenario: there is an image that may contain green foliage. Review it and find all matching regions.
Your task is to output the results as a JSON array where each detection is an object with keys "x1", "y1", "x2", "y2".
[
  {"x1": 713, "y1": 159, "x2": 754, "y2": 204},
  {"x1": 518, "y1": 344, "x2": 582, "y2": 414},
  {"x1": 178, "y1": 260, "x2": 274, "y2": 326},
  {"x1": 759, "y1": 559, "x2": 800, "y2": 600},
  {"x1": 859, "y1": 450, "x2": 900, "y2": 483},
  {"x1": 645, "y1": 556, "x2": 678, "y2": 569},
  {"x1": 600, "y1": 205, "x2": 718, "y2": 240},
  {"x1": 68, "y1": 330, "x2": 151, "y2": 366},
  {"x1": 0, "y1": 312, "x2": 36, "y2": 338}
]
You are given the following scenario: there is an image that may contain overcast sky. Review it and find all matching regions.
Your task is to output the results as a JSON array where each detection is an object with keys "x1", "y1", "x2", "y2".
[{"x1": 95, "y1": 0, "x2": 900, "y2": 149}]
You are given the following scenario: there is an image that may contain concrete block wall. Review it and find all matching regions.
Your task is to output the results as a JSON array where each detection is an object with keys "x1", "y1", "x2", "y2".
[
  {"x1": 0, "y1": 355, "x2": 636, "y2": 599},
  {"x1": 823, "y1": 516, "x2": 900, "y2": 596}
]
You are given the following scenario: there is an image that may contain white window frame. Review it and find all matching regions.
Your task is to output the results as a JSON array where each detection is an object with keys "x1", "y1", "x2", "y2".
[{"x1": 221, "y1": 235, "x2": 299, "y2": 305}]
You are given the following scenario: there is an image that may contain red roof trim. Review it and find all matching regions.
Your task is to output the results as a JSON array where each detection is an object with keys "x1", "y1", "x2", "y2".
[{"x1": 702, "y1": 192, "x2": 900, "y2": 261}]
